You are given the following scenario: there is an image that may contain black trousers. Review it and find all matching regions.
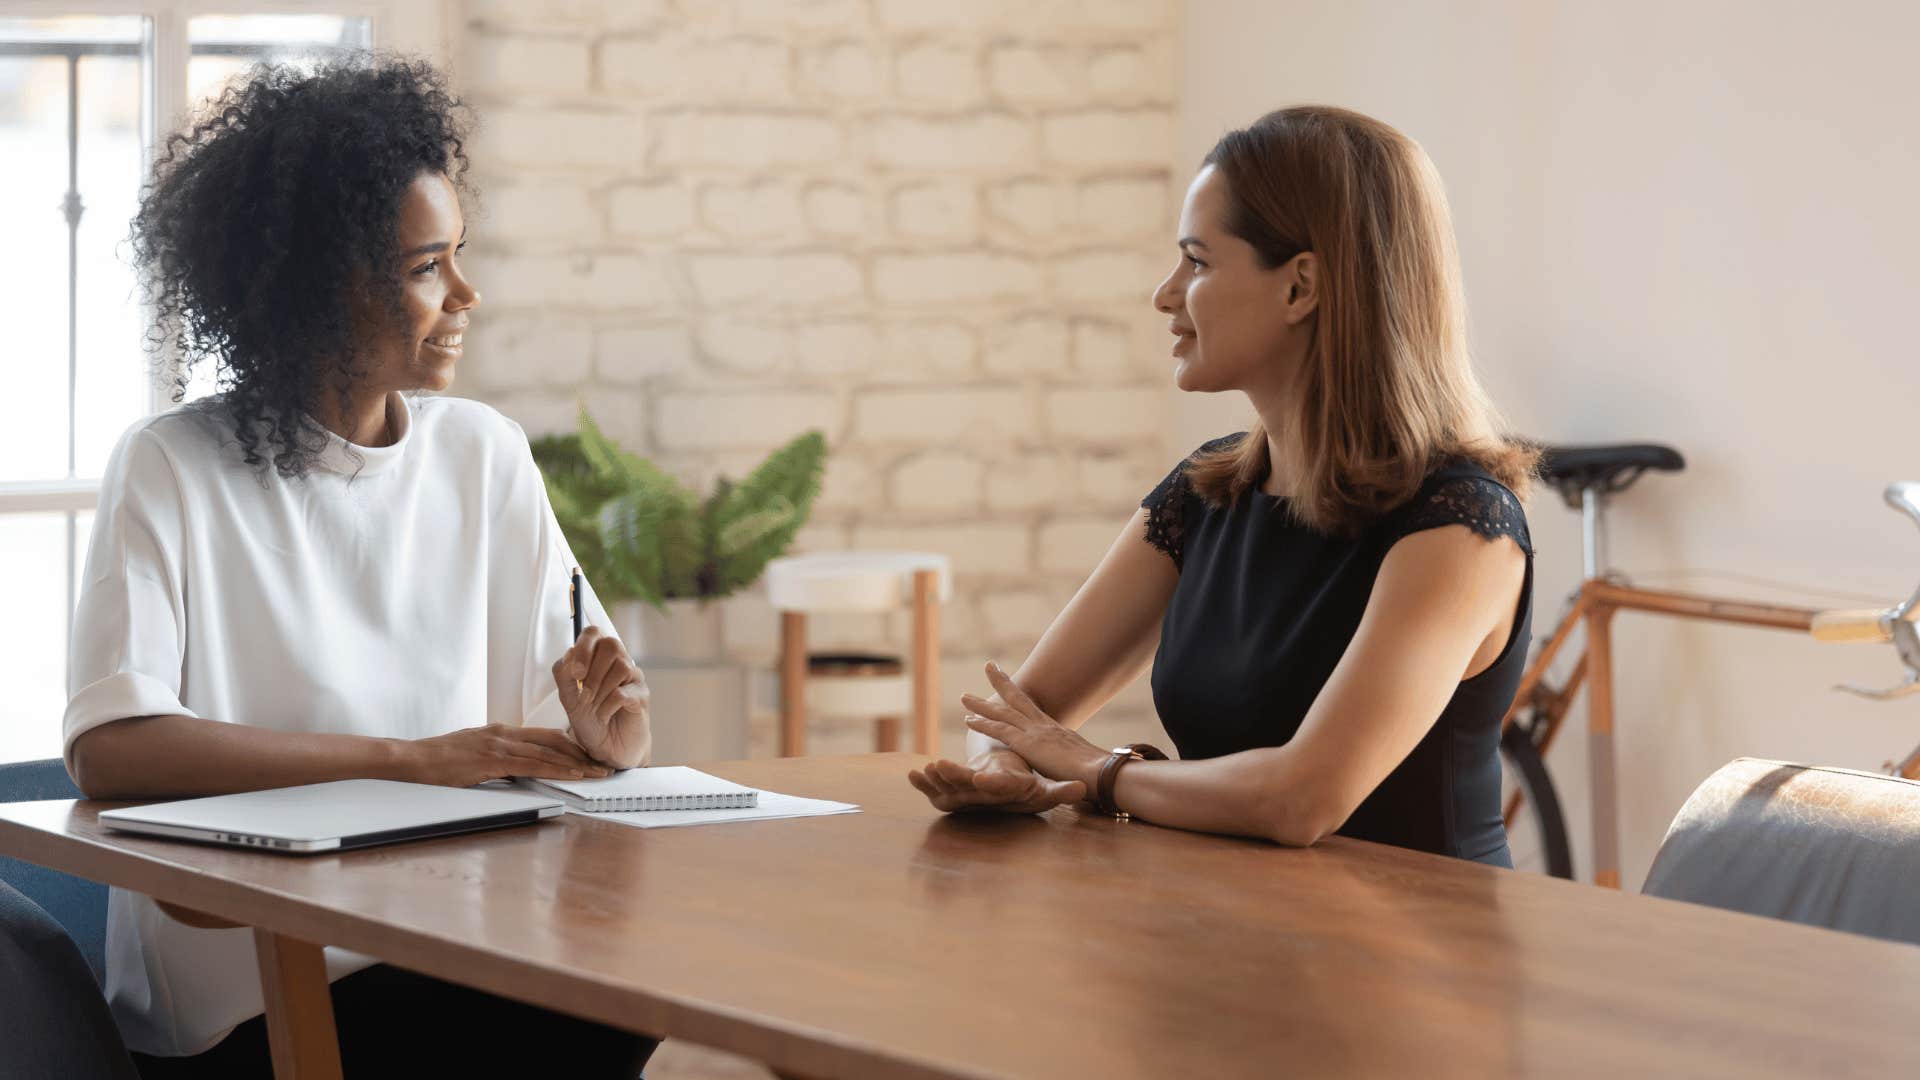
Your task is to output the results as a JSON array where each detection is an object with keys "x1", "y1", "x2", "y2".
[{"x1": 130, "y1": 963, "x2": 659, "y2": 1079}]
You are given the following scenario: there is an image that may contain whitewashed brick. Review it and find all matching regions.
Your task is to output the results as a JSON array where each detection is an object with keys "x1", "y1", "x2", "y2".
[
  {"x1": 1037, "y1": 515, "x2": 1127, "y2": 573},
  {"x1": 607, "y1": 180, "x2": 695, "y2": 237},
  {"x1": 1079, "y1": 451, "x2": 1162, "y2": 503},
  {"x1": 986, "y1": 45, "x2": 1081, "y2": 105},
  {"x1": 467, "y1": 0, "x2": 670, "y2": 31},
  {"x1": 881, "y1": 322, "x2": 976, "y2": 380},
  {"x1": 1087, "y1": 42, "x2": 1176, "y2": 105},
  {"x1": 894, "y1": 44, "x2": 982, "y2": 107},
  {"x1": 873, "y1": 0, "x2": 1021, "y2": 31},
  {"x1": 685, "y1": 253, "x2": 865, "y2": 308},
  {"x1": 475, "y1": 108, "x2": 646, "y2": 170},
  {"x1": 485, "y1": 390, "x2": 586, "y2": 439},
  {"x1": 467, "y1": 34, "x2": 591, "y2": 96},
  {"x1": 1042, "y1": 110, "x2": 1174, "y2": 169},
  {"x1": 469, "y1": 253, "x2": 676, "y2": 310},
  {"x1": 872, "y1": 253, "x2": 1042, "y2": 305},
  {"x1": 804, "y1": 183, "x2": 871, "y2": 235},
  {"x1": 477, "y1": 180, "x2": 596, "y2": 244},
  {"x1": 985, "y1": 455, "x2": 1069, "y2": 510},
  {"x1": 869, "y1": 115, "x2": 1035, "y2": 171},
  {"x1": 889, "y1": 182, "x2": 979, "y2": 242},
  {"x1": 800, "y1": 40, "x2": 885, "y2": 99},
  {"x1": 602, "y1": 35, "x2": 790, "y2": 100},
  {"x1": 700, "y1": 183, "x2": 805, "y2": 238},
  {"x1": 1032, "y1": 0, "x2": 1173, "y2": 33},
  {"x1": 1078, "y1": 177, "x2": 1168, "y2": 238},
  {"x1": 733, "y1": 0, "x2": 867, "y2": 29},
  {"x1": 815, "y1": 454, "x2": 880, "y2": 512},
  {"x1": 985, "y1": 178, "x2": 1072, "y2": 237},
  {"x1": 851, "y1": 523, "x2": 1030, "y2": 576},
  {"x1": 1051, "y1": 250, "x2": 1159, "y2": 304},
  {"x1": 462, "y1": 316, "x2": 592, "y2": 391},
  {"x1": 696, "y1": 320, "x2": 790, "y2": 375},
  {"x1": 982, "y1": 316, "x2": 1069, "y2": 377},
  {"x1": 853, "y1": 388, "x2": 1035, "y2": 443},
  {"x1": 789, "y1": 520, "x2": 852, "y2": 555},
  {"x1": 890, "y1": 452, "x2": 985, "y2": 510},
  {"x1": 654, "y1": 392, "x2": 844, "y2": 451},
  {"x1": 596, "y1": 324, "x2": 694, "y2": 383},
  {"x1": 1070, "y1": 319, "x2": 1131, "y2": 375},
  {"x1": 1046, "y1": 387, "x2": 1164, "y2": 444},
  {"x1": 978, "y1": 590, "x2": 1055, "y2": 643},
  {"x1": 495, "y1": 387, "x2": 645, "y2": 448},
  {"x1": 655, "y1": 111, "x2": 844, "y2": 168},
  {"x1": 793, "y1": 322, "x2": 879, "y2": 376}
]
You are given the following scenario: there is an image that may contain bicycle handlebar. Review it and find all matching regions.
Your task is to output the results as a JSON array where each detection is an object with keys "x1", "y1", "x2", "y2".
[
  {"x1": 1811, "y1": 609, "x2": 1892, "y2": 644},
  {"x1": 1817, "y1": 482, "x2": 1920, "y2": 700}
]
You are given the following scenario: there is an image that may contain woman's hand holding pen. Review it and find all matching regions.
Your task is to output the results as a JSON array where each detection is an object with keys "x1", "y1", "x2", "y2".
[{"x1": 554, "y1": 625, "x2": 651, "y2": 770}]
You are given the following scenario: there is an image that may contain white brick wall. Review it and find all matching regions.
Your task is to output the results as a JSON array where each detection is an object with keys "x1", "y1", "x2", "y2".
[{"x1": 452, "y1": 0, "x2": 1181, "y2": 751}]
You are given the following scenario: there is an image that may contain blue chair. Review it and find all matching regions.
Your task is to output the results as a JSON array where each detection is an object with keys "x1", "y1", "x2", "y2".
[
  {"x1": 0, "y1": 760, "x2": 136, "y2": 1079},
  {"x1": 0, "y1": 759, "x2": 108, "y2": 982}
]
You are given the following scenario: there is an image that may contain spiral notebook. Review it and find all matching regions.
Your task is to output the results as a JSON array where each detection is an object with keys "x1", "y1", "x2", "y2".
[{"x1": 520, "y1": 766, "x2": 759, "y2": 812}]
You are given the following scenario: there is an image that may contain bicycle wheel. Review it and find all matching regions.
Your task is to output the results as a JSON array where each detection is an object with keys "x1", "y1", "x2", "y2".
[{"x1": 1500, "y1": 720, "x2": 1574, "y2": 879}]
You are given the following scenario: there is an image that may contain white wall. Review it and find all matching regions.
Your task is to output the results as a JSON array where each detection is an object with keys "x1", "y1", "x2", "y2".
[{"x1": 1181, "y1": 0, "x2": 1920, "y2": 888}]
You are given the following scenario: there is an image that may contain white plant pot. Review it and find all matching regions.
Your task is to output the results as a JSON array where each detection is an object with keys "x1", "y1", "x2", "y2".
[
  {"x1": 614, "y1": 598, "x2": 725, "y2": 665},
  {"x1": 612, "y1": 598, "x2": 747, "y2": 765}
]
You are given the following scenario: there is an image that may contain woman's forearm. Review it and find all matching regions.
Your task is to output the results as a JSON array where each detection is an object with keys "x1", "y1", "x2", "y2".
[
  {"x1": 1107, "y1": 747, "x2": 1335, "y2": 847},
  {"x1": 68, "y1": 714, "x2": 413, "y2": 800}
]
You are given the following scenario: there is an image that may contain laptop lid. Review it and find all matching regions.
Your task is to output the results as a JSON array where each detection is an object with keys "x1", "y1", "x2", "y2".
[{"x1": 99, "y1": 779, "x2": 565, "y2": 853}]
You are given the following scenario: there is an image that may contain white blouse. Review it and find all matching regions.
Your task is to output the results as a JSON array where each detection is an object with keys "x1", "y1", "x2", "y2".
[{"x1": 63, "y1": 391, "x2": 623, "y2": 1056}]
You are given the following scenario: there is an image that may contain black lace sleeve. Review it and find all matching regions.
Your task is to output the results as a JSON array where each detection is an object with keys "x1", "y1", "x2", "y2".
[
  {"x1": 1141, "y1": 434, "x2": 1245, "y2": 570},
  {"x1": 1385, "y1": 474, "x2": 1532, "y2": 556},
  {"x1": 1141, "y1": 461, "x2": 1193, "y2": 568}
]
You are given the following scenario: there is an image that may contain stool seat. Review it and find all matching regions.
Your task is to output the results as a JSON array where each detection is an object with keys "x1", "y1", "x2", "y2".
[
  {"x1": 770, "y1": 551, "x2": 947, "y2": 757},
  {"x1": 766, "y1": 551, "x2": 953, "y2": 614}
]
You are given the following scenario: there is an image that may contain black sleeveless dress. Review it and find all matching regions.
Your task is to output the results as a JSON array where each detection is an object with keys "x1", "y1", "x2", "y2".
[{"x1": 1141, "y1": 434, "x2": 1533, "y2": 866}]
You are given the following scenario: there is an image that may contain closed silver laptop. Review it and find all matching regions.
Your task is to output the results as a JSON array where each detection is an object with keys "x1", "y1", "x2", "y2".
[{"x1": 99, "y1": 779, "x2": 565, "y2": 853}]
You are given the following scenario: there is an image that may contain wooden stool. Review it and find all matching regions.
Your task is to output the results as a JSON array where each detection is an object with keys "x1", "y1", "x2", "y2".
[{"x1": 765, "y1": 551, "x2": 952, "y2": 757}]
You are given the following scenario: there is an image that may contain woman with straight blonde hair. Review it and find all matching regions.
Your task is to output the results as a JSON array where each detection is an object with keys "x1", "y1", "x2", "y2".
[{"x1": 909, "y1": 106, "x2": 1536, "y2": 866}]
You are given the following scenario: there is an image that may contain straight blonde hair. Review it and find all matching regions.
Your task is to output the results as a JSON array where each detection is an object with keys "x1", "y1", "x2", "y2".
[{"x1": 1187, "y1": 106, "x2": 1534, "y2": 533}]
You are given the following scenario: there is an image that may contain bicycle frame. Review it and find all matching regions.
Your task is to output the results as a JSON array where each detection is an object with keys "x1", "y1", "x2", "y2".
[{"x1": 1502, "y1": 580, "x2": 1818, "y2": 889}]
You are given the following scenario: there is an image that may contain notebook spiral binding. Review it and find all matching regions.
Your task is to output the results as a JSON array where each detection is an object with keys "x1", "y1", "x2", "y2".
[{"x1": 580, "y1": 792, "x2": 758, "y2": 812}]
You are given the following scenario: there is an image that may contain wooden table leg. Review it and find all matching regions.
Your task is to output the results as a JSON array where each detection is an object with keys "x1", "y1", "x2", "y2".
[
  {"x1": 911, "y1": 568, "x2": 941, "y2": 755},
  {"x1": 253, "y1": 928, "x2": 343, "y2": 1080},
  {"x1": 780, "y1": 611, "x2": 808, "y2": 757}
]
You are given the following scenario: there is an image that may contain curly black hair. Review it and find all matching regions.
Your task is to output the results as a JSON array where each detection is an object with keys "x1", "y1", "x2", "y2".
[{"x1": 129, "y1": 54, "x2": 473, "y2": 477}]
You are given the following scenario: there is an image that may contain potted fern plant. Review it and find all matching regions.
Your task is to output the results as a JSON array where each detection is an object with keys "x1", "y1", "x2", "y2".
[{"x1": 531, "y1": 410, "x2": 827, "y2": 665}]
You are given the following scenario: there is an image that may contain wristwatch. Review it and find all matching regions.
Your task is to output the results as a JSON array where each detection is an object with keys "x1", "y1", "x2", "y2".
[{"x1": 1094, "y1": 742, "x2": 1168, "y2": 820}]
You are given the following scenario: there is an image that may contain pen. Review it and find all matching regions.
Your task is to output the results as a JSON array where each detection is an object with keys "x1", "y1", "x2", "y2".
[{"x1": 570, "y1": 565, "x2": 584, "y2": 693}]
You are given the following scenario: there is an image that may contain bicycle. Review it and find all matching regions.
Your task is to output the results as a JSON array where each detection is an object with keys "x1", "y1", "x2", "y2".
[{"x1": 1496, "y1": 445, "x2": 1920, "y2": 885}]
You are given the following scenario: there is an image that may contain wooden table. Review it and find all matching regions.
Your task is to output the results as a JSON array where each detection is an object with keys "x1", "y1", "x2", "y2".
[{"x1": 4, "y1": 754, "x2": 1920, "y2": 1078}]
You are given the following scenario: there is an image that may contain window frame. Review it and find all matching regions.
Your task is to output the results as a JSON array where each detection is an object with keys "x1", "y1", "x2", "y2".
[
  {"x1": 0, "y1": 1, "x2": 448, "y2": 758},
  {"x1": 0, "y1": 0, "x2": 447, "y2": 515}
]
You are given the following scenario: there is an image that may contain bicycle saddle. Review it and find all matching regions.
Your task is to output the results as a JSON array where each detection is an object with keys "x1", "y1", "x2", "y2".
[{"x1": 1535, "y1": 443, "x2": 1685, "y2": 507}]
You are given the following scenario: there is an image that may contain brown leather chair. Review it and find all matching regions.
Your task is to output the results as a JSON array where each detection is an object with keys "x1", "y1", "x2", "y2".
[{"x1": 1642, "y1": 757, "x2": 1920, "y2": 946}]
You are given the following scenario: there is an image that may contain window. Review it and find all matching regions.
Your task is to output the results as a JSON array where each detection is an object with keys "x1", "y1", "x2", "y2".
[{"x1": 0, "y1": 5, "x2": 411, "y2": 764}]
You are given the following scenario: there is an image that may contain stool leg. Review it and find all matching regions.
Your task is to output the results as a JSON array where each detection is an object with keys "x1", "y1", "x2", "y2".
[
  {"x1": 911, "y1": 569, "x2": 940, "y2": 755},
  {"x1": 874, "y1": 716, "x2": 901, "y2": 753},
  {"x1": 780, "y1": 611, "x2": 807, "y2": 757}
]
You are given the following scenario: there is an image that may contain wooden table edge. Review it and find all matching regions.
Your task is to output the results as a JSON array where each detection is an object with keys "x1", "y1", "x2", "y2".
[{"x1": 0, "y1": 805, "x2": 1000, "y2": 1080}]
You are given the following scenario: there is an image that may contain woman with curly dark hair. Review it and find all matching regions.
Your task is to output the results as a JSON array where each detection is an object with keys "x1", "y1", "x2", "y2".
[{"x1": 63, "y1": 56, "x2": 656, "y2": 1076}]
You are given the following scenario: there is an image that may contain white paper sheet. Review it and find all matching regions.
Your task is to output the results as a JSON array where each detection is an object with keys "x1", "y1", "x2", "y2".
[{"x1": 575, "y1": 788, "x2": 859, "y2": 829}]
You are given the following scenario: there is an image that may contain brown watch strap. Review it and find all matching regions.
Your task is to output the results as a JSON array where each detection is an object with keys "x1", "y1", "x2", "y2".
[{"x1": 1095, "y1": 742, "x2": 1167, "y2": 817}]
